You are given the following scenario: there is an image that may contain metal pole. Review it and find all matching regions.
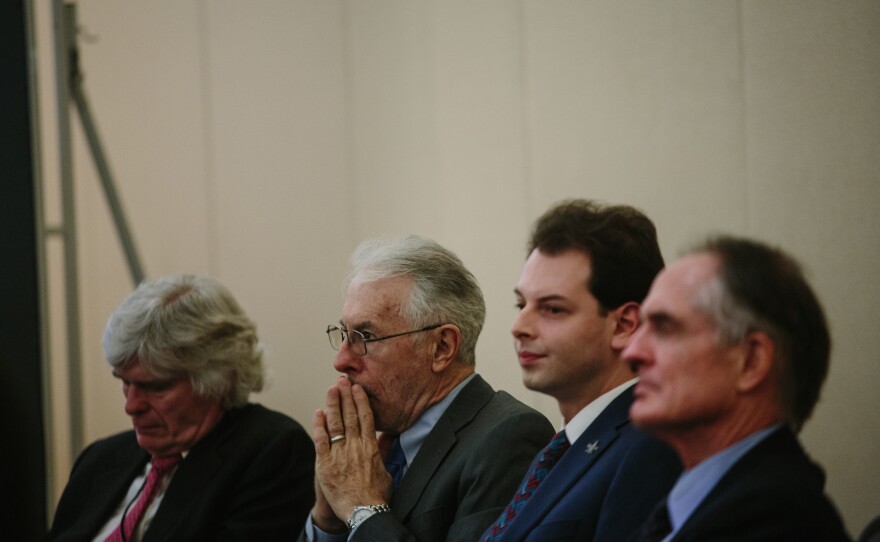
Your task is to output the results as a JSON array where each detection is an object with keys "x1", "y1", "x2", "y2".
[
  {"x1": 68, "y1": 32, "x2": 146, "y2": 285},
  {"x1": 52, "y1": 0, "x2": 84, "y2": 458}
]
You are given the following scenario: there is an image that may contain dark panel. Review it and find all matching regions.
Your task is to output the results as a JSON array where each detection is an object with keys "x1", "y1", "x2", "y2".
[{"x1": 0, "y1": 0, "x2": 49, "y2": 538}]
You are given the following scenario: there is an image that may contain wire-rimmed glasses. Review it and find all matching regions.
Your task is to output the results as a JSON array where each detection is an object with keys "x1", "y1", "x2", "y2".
[{"x1": 325, "y1": 323, "x2": 444, "y2": 356}]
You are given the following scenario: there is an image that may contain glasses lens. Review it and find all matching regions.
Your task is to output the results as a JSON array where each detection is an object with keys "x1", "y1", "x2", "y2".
[
  {"x1": 327, "y1": 326, "x2": 343, "y2": 350},
  {"x1": 348, "y1": 329, "x2": 366, "y2": 356}
]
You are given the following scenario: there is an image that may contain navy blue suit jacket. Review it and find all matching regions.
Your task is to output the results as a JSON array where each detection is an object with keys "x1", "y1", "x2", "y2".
[
  {"x1": 491, "y1": 387, "x2": 681, "y2": 542},
  {"x1": 47, "y1": 403, "x2": 315, "y2": 542},
  {"x1": 660, "y1": 427, "x2": 850, "y2": 541}
]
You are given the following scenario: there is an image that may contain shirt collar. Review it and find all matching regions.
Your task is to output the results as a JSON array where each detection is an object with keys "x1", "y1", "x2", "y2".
[{"x1": 563, "y1": 378, "x2": 637, "y2": 443}]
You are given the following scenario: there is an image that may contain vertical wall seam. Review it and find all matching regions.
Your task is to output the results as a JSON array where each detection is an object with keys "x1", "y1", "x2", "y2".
[
  {"x1": 196, "y1": 0, "x2": 218, "y2": 275},
  {"x1": 736, "y1": 0, "x2": 752, "y2": 233},
  {"x1": 340, "y1": 2, "x2": 359, "y2": 247},
  {"x1": 516, "y1": 0, "x2": 534, "y2": 217}
]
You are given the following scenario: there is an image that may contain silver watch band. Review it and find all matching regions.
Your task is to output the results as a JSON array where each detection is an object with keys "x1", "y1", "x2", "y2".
[{"x1": 347, "y1": 504, "x2": 391, "y2": 531}]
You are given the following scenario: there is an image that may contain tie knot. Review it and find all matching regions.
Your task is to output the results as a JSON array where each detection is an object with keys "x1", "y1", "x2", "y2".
[
  {"x1": 151, "y1": 454, "x2": 182, "y2": 473},
  {"x1": 551, "y1": 430, "x2": 568, "y2": 447}
]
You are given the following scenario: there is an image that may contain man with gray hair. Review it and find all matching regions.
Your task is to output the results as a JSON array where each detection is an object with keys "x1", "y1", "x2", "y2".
[
  {"x1": 302, "y1": 235, "x2": 554, "y2": 542},
  {"x1": 623, "y1": 236, "x2": 850, "y2": 541},
  {"x1": 48, "y1": 274, "x2": 315, "y2": 541}
]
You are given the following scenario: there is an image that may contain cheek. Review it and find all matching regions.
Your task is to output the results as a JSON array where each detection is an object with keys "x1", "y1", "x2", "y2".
[
  {"x1": 663, "y1": 355, "x2": 731, "y2": 412},
  {"x1": 156, "y1": 393, "x2": 203, "y2": 432}
]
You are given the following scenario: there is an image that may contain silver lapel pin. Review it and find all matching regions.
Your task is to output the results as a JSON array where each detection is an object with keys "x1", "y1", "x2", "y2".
[{"x1": 585, "y1": 440, "x2": 600, "y2": 454}]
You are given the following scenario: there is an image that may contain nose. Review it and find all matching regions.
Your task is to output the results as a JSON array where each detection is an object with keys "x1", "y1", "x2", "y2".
[
  {"x1": 622, "y1": 326, "x2": 650, "y2": 374},
  {"x1": 332, "y1": 341, "x2": 362, "y2": 374},
  {"x1": 511, "y1": 304, "x2": 535, "y2": 341},
  {"x1": 124, "y1": 385, "x2": 149, "y2": 416}
]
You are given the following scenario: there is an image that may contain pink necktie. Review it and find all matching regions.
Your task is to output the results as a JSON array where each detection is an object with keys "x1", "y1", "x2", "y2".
[{"x1": 105, "y1": 454, "x2": 182, "y2": 542}]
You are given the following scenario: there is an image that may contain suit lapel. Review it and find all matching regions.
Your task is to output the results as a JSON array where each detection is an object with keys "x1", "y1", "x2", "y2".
[
  {"x1": 85, "y1": 438, "x2": 150, "y2": 535},
  {"x1": 390, "y1": 375, "x2": 494, "y2": 521},
  {"x1": 143, "y1": 409, "x2": 237, "y2": 541},
  {"x1": 501, "y1": 388, "x2": 635, "y2": 538}
]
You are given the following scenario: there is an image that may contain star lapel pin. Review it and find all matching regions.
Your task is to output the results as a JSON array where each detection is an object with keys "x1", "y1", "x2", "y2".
[{"x1": 585, "y1": 440, "x2": 600, "y2": 454}]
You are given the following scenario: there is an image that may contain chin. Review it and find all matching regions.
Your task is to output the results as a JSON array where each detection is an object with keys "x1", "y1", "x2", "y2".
[
  {"x1": 629, "y1": 404, "x2": 658, "y2": 429},
  {"x1": 521, "y1": 372, "x2": 547, "y2": 393}
]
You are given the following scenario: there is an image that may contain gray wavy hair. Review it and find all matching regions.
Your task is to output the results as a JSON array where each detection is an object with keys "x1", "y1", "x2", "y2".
[
  {"x1": 348, "y1": 235, "x2": 486, "y2": 365},
  {"x1": 103, "y1": 274, "x2": 265, "y2": 409}
]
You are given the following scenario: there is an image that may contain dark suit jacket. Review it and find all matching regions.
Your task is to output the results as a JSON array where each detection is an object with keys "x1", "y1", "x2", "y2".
[
  {"x1": 349, "y1": 374, "x2": 555, "y2": 542},
  {"x1": 47, "y1": 403, "x2": 315, "y2": 542},
  {"x1": 490, "y1": 387, "x2": 681, "y2": 542},
  {"x1": 658, "y1": 427, "x2": 850, "y2": 542}
]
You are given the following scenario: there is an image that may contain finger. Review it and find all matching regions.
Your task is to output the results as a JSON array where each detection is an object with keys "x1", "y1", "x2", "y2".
[
  {"x1": 351, "y1": 383, "x2": 377, "y2": 437},
  {"x1": 312, "y1": 409, "x2": 330, "y2": 456},
  {"x1": 323, "y1": 384, "x2": 345, "y2": 440},
  {"x1": 337, "y1": 376, "x2": 362, "y2": 439}
]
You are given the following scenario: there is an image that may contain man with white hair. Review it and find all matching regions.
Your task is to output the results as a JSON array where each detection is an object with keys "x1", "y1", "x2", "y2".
[
  {"x1": 48, "y1": 274, "x2": 315, "y2": 541},
  {"x1": 302, "y1": 235, "x2": 554, "y2": 542}
]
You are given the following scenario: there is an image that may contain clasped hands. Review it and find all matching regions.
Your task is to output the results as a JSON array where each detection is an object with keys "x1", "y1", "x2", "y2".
[{"x1": 311, "y1": 376, "x2": 392, "y2": 533}]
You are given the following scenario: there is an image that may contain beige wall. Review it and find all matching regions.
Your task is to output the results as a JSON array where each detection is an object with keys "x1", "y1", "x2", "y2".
[{"x1": 34, "y1": 0, "x2": 880, "y2": 535}]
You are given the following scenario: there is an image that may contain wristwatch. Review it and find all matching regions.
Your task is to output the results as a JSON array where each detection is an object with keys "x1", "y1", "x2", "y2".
[{"x1": 347, "y1": 504, "x2": 391, "y2": 530}]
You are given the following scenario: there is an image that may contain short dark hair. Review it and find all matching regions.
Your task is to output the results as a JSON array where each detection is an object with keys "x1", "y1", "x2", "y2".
[
  {"x1": 528, "y1": 199, "x2": 664, "y2": 310},
  {"x1": 692, "y1": 236, "x2": 831, "y2": 432}
]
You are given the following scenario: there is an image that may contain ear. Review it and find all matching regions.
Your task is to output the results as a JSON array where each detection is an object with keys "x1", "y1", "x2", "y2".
[
  {"x1": 431, "y1": 324, "x2": 462, "y2": 373},
  {"x1": 610, "y1": 302, "x2": 640, "y2": 351},
  {"x1": 735, "y1": 330, "x2": 776, "y2": 393}
]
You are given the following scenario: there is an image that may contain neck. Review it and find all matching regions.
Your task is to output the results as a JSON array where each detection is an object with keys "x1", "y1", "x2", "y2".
[
  {"x1": 558, "y1": 363, "x2": 634, "y2": 424},
  {"x1": 664, "y1": 405, "x2": 781, "y2": 469},
  {"x1": 430, "y1": 363, "x2": 474, "y2": 404},
  {"x1": 394, "y1": 364, "x2": 474, "y2": 433}
]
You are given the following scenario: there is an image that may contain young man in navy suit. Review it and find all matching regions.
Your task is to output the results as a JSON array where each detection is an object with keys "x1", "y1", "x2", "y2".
[{"x1": 481, "y1": 199, "x2": 681, "y2": 542}]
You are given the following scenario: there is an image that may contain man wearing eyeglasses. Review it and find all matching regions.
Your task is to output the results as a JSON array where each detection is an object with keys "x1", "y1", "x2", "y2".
[{"x1": 300, "y1": 235, "x2": 554, "y2": 542}]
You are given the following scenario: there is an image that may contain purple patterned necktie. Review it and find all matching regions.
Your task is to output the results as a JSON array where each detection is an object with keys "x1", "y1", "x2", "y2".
[{"x1": 481, "y1": 430, "x2": 570, "y2": 541}]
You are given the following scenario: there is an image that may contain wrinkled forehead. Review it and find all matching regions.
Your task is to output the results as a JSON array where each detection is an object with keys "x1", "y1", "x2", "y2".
[{"x1": 342, "y1": 276, "x2": 413, "y2": 328}]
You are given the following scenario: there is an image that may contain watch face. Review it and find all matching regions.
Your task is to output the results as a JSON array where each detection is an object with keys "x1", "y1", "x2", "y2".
[{"x1": 351, "y1": 508, "x2": 373, "y2": 522}]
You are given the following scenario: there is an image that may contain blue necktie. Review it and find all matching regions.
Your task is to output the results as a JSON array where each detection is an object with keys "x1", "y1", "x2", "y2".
[
  {"x1": 384, "y1": 436, "x2": 406, "y2": 491},
  {"x1": 640, "y1": 498, "x2": 672, "y2": 542}
]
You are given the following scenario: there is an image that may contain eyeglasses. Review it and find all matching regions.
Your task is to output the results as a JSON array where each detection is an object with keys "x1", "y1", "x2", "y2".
[{"x1": 325, "y1": 323, "x2": 444, "y2": 356}]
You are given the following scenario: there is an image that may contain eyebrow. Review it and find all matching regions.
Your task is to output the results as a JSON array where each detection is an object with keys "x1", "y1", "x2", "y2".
[
  {"x1": 341, "y1": 319, "x2": 376, "y2": 331},
  {"x1": 514, "y1": 288, "x2": 569, "y2": 304}
]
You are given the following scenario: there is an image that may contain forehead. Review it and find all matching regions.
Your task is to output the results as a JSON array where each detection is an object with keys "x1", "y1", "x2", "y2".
[
  {"x1": 342, "y1": 275, "x2": 413, "y2": 327},
  {"x1": 517, "y1": 249, "x2": 592, "y2": 297},
  {"x1": 642, "y1": 252, "x2": 719, "y2": 317},
  {"x1": 113, "y1": 360, "x2": 163, "y2": 382}
]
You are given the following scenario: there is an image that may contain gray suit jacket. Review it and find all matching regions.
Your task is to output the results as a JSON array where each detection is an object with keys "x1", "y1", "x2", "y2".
[{"x1": 344, "y1": 374, "x2": 554, "y2": 542}]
